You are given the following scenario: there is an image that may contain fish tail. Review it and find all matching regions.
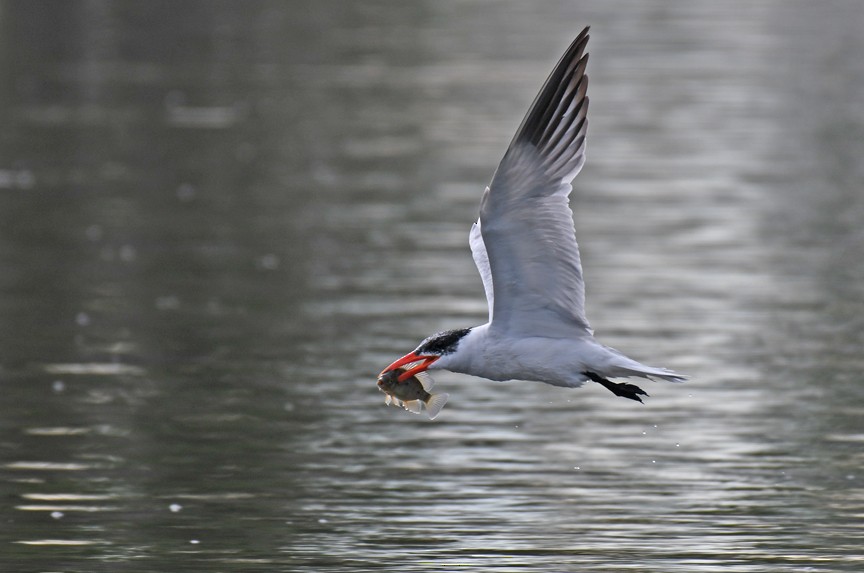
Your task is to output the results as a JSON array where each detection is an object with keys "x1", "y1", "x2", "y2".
[{"x1": 424, "y1": 393, "x2": 449, "y2": 420}]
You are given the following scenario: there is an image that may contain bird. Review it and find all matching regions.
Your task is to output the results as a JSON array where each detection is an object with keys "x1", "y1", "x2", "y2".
[{"x1": 379, "y1": 27, "x2": 685, "y2": 404}]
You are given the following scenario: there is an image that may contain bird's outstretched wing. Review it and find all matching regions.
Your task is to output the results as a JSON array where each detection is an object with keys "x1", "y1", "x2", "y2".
[
  {"x1": 476, "y1": 27, "x2": 592, "y2": 338},
  {"x1": 469, "y1": 220, "x2": 495, "y2": 321}
]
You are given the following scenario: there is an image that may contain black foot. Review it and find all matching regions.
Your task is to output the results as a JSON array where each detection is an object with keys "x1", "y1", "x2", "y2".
[{"x1": 584, "y1": 372, "x2": 648, "y2": 403}]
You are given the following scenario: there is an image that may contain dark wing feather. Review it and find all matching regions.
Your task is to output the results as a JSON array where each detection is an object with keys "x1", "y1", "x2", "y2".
[{"x1": 477, "y1": 27, "x2": 592, "y2": 337}]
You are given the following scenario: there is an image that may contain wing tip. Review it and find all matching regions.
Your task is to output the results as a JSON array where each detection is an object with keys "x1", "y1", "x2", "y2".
[{"x1": 510, "y1": 27, "x2": 592, "y2": 149}]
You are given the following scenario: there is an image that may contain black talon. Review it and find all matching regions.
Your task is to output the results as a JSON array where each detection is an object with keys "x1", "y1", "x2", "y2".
[{"x1": 584, "y1": 371, "x2": 648, "y2": 403}]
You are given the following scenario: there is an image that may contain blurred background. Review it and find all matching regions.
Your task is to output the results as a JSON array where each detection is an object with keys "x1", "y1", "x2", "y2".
[{"x1": 1, "y1": 1, "x2": 863, "y2": 571}]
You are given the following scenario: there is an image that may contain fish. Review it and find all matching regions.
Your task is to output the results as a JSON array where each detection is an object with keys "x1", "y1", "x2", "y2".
[{"x1": 377, "y1": 366, "x2": 449, "y2": 420}]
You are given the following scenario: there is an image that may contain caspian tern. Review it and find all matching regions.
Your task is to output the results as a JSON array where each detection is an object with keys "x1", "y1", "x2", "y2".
[{"x1": 380, "y1": 27, "x2": 685, "y2": 404}]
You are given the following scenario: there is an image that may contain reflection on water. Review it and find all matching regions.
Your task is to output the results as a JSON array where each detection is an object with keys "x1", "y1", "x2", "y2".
[{"x1": 1, "y1": 1, "x2": 863, "y2": 571}]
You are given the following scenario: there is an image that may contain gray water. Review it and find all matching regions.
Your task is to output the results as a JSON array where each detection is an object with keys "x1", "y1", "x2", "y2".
[{"x1": 1, "y1": 1, "x2": 863, "y2": 571}]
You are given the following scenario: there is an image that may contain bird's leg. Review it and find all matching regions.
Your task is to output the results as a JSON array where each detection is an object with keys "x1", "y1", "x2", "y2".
[{"x1": 583, "y1": 371, "x2": 648, "y2": 403}]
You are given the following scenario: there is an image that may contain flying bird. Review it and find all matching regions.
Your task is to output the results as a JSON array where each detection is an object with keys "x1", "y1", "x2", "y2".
[{"x1": 380, "y1": 27, "x2": 685, "y2": 406}]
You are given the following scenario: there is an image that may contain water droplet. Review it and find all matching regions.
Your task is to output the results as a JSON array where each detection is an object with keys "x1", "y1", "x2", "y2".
[
  {"x1": 155, "y1": 295, "x2": 181, "y2": 310},
  {"x1": 257, "y1": 254, "x2": 280, "y2": 270},
  {"x1": 318, "y1": 518, "x2": 328, "y2": 524},
  {"x1": 169, "y1": 503, "x2": 182, "y2": 513},
  {"x1": 50, "y1": 511, "x2": 64, "y2": 519},
  {"x1": 52, "y1": 380, "x2": 65, "y2": 393},
  {"x1": 85, "y1": 225, "x2": 103, "y2": 242},
  {"x1": 189, "y1": 539, "x2": 200, "y2": 545},
  {"x1": 119, "y1": 245, "x2": 137, "y2": 262},
  {"x1": 177, "y1": 183, "x2": 196, "y2": 202}
]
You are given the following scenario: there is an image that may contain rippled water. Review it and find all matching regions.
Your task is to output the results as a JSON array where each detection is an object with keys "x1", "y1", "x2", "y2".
[{"x1": 1, "y1": 1, "x2": 863, "y2": 571}]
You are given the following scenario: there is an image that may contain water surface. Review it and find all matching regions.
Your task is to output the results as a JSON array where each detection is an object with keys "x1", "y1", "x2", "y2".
[{"x1": 1, "y1": 1, "x2": 863, "y2": 571}]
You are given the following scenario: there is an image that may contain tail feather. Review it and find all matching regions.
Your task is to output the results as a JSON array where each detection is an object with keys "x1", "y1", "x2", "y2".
[
  {"x1": 612, "y1": 365, "x2": 687, "y2": 383},
  {"x1": 650, "y1": 371, "x2": 687, "y2": 383},
  {"x1": 602, "y1": 349, "x2": 687, "y2": 383}
]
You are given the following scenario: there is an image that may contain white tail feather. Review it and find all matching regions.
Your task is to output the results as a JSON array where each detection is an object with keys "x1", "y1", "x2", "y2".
[
  {"x1": 617, "y1": 366, "x2": 687, "y2": 383},
  {"x1": 603, "y1": 348, "x2": 687, "y2": 383}
]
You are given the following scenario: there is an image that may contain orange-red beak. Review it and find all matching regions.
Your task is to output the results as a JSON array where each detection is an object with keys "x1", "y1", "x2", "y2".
[{"x1": 381, "y1": 352, "x2": 439, "y2": 382}]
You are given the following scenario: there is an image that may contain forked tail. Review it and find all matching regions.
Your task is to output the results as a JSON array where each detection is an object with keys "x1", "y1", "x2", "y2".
[
  {"x1": 603, "y1": 347, "x2": 687, "y2": 383},
  {"x1": 621, "y1": 365, "x2": 687, "y2": 383}
]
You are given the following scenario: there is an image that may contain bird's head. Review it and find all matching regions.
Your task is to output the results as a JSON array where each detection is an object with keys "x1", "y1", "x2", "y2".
[{"x1": 380, "y1": 328, "x2": 472, "y2": 381}]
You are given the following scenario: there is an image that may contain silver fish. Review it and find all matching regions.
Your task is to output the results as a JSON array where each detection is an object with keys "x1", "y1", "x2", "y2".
[{"x1": 377, "y1": 367, "x2": 449, "y2": 420}]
